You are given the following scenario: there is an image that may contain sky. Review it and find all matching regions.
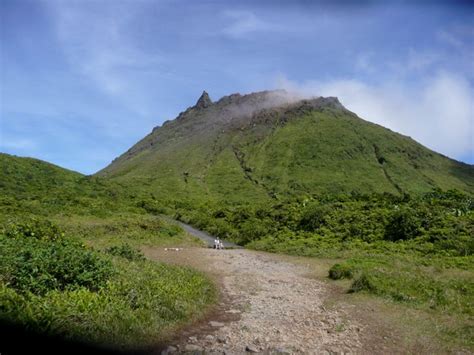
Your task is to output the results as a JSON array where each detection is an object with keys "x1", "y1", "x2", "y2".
[{"x1": 1, "y1": 0, "x2": 473, "y2": 174}]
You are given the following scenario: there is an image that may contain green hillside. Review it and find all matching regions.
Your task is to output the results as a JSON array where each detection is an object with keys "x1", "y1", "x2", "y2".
[
  {"x1": 0, "y1": 154, "x2": 214, "y2": 351},
  {"x1": 0, "y1": 153, "x2": 135, "y2": 218},
  {"x1": 0, "y1": 153, "x2": 83, "y2": 197},
  {"x1": 98, "y1": 91, "x2": 474, "y2": 203},
  {"x1": 1, "y1": 90, "x2": 473, "y2": 351},
  {"x1": 95, "y1": 92, "x2": 473, "y2": 350}
]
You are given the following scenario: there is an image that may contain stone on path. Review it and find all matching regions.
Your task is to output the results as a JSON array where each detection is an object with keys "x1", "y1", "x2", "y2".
[
  {"x1": 245, "y1": 344, "x2": 259, "y2": 353},
  {"x1": 209, "y1": 321, "x2": 225, "y2": 327},
  {"x1": 225, "y1": 309, "x2": 241, "y2": 314},
  {"x1": 185, "y1": 344, "x2": 202, "y2": 352}
]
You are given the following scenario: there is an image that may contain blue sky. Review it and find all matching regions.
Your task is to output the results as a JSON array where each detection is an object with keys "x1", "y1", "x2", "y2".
[{"x1": 1, "y1": 0, "x2": 473, "y2": 174}]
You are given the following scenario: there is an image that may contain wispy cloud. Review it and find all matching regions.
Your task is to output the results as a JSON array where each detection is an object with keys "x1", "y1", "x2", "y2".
[
  {"x1": 47, "y1": 1, "x2": 162, "y2": 115},
  {"x1": 275, "y1": 71, "x2": 473, "y2": 161},
  {"x1": 354, "y1": 51, "x2": 376, "y2": 74},
  {"x1": 437, "y1": 25, "x2": 474, "y2": 49},
  {"x1": 221, "y1": 10, "x2": 277, "y2": 38},
  {"x1": 436, "y1": 25, "x2": 474, "y2": 80}
]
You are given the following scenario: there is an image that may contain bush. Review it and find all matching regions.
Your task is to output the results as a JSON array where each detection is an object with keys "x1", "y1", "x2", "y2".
[
  {"x1": 3, "y1": 218, "x2": 64, "y2": 242},
  {"x1": 0, "y1": 220, "x2": 114, "y2": 295},
  {"x1": 328, "y1": 263, "x2": 354, "y2": 280},
  {"x1": 238, "y1": 218, "x2": 269, "y2": 244},
  {"x1": 0, "y1": 256, "x2": 216, "y2": 348},
  {"x1": 384, "y1": 208, "x2": 421, "y2": 241},
  {"x1": 106, "y1": 243, "x2": 146, "y2": 261},
  {"x1": 298, "y1": 205, "x2": 329, "y2": 232},
  {"x1": 349, "y1": 273, "x2": 377, "y2": 293},
  {"x1": 159, "y1": 224, "x2": 182, "y2": 237},
  {"x1": 137, "y1": 199, "x2": 166, "y2": 214}
]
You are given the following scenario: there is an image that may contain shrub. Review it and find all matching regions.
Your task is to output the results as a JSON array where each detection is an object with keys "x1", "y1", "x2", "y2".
[
  {"x1": 106, "y1": 243, "x2": 146, "y2": 261},
  {"x1": 159, "y1": 224, "x2": 182, "y2": 237},
  {"x1": 328, "y1": 263, "x2": 354, "y2": 280},
  {"x1": 349, "y1": 273, "x2": 377, "y2": 293},
  {"x1": 0, "y1": 220, "x2": 114, "y2": 295},
  {"x1": 0, "y1": 256, "x2": 216, "y2": 348},
  {"x1": 137, "y1": 199, "x2": 166, "y2": 214},
  {"x1": 384, "y1": 208, "x2": 421, "y2": 241},
  {"x1": 238, "y1": 218, "x2": 269, "y2": 244},
  {"x1": 3, "y1": 218, "x2": 64, "y2": 242},
  {"x1": 298, "y1": 205, "x2": 329, "y2": 232}
]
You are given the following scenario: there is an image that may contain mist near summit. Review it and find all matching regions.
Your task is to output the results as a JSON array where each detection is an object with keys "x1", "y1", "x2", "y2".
[
  {"x1": 274, "y1": 71, "x2": 473, "y2": 162},
  {"x1": 1, "y1": 0, "x2": 472, "y2": 173}
]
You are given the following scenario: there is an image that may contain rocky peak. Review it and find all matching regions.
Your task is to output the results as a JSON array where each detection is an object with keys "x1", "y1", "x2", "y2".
[{"x1": 195, "y1": 90, "x2": 213, "y2": 109}]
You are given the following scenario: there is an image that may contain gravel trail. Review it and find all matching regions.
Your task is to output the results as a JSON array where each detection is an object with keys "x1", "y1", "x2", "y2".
[{"x1": 144, "y1": 248, "x2": 363, "y2": 354}]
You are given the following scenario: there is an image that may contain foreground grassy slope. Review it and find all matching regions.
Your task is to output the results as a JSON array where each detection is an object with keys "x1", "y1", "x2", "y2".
[
  {"x1": 0, "y1": 154, "x2": 215, "y2": 350},
  {"x1": 98, "y1": 92, "x2": 474, "y2": 202},
  {"x1": 0, "y1": 221, "x2": 214, "y2": 349}
]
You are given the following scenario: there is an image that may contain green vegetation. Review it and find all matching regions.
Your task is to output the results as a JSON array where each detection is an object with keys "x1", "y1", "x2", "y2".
[
  {"x1": 0, "y1": 153, "x2": 139, "y2": 218},
  {"x1": 173, "y1": 189, "x2": 472, "y2": 256},
  {"x1": 1, "y1": 219, "x2": 114, "y2": 296},
  {"x1": 105, "y1": 243, "x2": 146, "y2": 261},
  {"x1": 1, "y1": 92, "x2": 473, "y2": 350},
  {"x1": 52, "y1": 214, "x2": 203, "y2": 249},
  {"x1": 0, "y1": 154, "x2": 214, "y2": 349},
  {"x1": 94, "y1": 92, "x2": 473, "y2": 350},
  {"x1": 0, "y1": 218, "x2": 215, "y2": 349},
  {"x1": 171, "y1": 188, "x2": 474, "y2": 348},
  {"x1": 99, "y1": 103, "x2": 474, "y2": 204},
  {"x1": 328, "y1": 263, "x2": 353, "y2": 280}
]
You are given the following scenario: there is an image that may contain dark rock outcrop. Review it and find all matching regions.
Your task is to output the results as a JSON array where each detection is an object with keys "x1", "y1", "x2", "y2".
[{"x1": 195, "y1": 91, "x2": 213, "y2": 109}]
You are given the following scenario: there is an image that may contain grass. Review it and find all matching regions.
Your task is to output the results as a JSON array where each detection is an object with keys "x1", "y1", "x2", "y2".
[
  {"x1": 266, "y1": 251, "x2": 473, "y2": 353},
  {"x1": 1, "y1": 256, "x2": 215, "y2": 349},
  {"x1": 335, "y1": 256, "x2": 473, "y2": 314},
  {"x1": 171, "y1": 189, "x2": 474, "y2": 351},
  {"x1": 98, "y1": 105, "x2": 474, "y2": 203},
  {"x1": 0, "y1": 94, "x2": 473, "y2": 351},
  {"x1": 0, "y1": 214, "x2": 213, "y2": 350},
  {"x1": 51, "y1": 213, "x2": 205, "y2": 249},
  {"x1": 324, "y1": 254, "x2": 474, "y2": 350}
]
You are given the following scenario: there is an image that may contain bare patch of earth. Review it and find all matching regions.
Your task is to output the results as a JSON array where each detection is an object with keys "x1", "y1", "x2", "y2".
[{"x1": 143, "y1": 248, "x2": 365, "y2": 354}]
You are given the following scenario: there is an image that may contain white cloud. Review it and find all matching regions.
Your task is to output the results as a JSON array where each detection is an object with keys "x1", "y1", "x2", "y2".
[
  {"x1": 437, "y1": 30, "x2": 464, "y2": 49},
  {"x1": 436, "y1": 26, "x2": 474, "y2": 80},
  {"x1": 404, "y1": 49, "x2": 441, "y2": 71},
  {"x1": 275, "y1": 72, "x2": 473, "y2": 161},
  {"x1": 354, "y1": 52, "x2": 376, "y2": 74},
  {"x1": 437, "y1": 25, "x2": 474, "y2": 50},
  {"x1": 221, "y1": 10, "x2": 275, "y2": 38},
  {"x1": 47, "y1": 1, "x2": 161, "y2": 115}
]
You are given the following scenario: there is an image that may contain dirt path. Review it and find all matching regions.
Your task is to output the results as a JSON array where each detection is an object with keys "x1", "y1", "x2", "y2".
[{"x1": 144, "y1": 247, "x2": 363, "y2": 354}]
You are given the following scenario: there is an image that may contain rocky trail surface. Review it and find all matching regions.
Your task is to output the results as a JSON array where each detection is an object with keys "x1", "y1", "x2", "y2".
[{"x1": 144, "y1": 247, "x2": 365, "y2": 354}]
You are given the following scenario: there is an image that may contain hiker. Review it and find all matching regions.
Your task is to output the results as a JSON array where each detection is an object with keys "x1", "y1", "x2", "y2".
[{"x1": 214, "y1": 237, "x2": 224, "y2": 250}]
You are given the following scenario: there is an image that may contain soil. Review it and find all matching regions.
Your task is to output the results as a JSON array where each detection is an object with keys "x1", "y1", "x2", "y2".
[
  {"x1": 144, "y1": 247, "x2": 368, "y2": 354},
  {"x1": 140, "y1": 221, "x2": 447, "y2": 354}
]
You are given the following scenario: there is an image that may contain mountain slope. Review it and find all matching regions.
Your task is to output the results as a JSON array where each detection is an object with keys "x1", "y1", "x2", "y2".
[
  {"x1": 0, "y1": 153, "x2": 83, "y2": 198},
  {"x1": 98, "y1": 90, "x2": 474, "y2": 201},
  {"x1": 0, "y1": 153, "x2": 132, "y2": 216}
]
